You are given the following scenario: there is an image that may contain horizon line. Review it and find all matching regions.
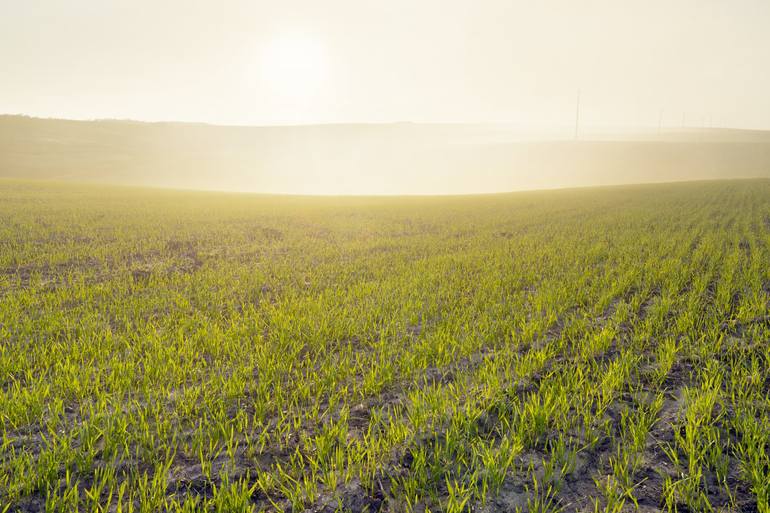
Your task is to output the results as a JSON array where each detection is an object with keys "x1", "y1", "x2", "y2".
[
  {"x1": 3, "y1": 176, "x2": 767, "y2": 200},
  {"x1": 3, "y1": 112, "x2": 769, "y2": 133}
]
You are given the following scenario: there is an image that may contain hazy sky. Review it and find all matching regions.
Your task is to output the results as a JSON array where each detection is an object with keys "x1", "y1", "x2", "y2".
[{"x1": 2, "y1": 0, "x2": 770, "y2": 129}]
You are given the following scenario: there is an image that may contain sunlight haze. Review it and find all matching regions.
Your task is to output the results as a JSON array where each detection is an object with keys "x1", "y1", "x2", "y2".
[{"x1": 2, "y1": 0, "x2": 770, "y2": 129}]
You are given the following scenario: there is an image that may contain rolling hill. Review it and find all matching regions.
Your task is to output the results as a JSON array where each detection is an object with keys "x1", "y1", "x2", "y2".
[{"x1": 1, "y1": 115, "x2": 769, "y2": 194}]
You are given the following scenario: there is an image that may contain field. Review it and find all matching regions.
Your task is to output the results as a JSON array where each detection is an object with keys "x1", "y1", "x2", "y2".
[{"x1": 1, "y1": 179, "x2": 769, "y2": 512}]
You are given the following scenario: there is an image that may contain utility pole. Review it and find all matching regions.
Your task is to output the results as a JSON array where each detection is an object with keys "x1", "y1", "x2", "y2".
[
  {"x1": 658, "y1": 109, "x2": 663, "y2": 135},
  {"x1": 574, "y1": 89, "x2": 581, "y2": 140}
]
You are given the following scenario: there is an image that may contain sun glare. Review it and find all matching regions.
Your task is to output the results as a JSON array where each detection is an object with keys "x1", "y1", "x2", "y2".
[{"x1": 260, "y1": 33, "x2": 329, "y2": 102}]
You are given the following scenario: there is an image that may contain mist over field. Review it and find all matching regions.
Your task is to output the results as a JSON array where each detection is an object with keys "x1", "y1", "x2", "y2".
[{"x1": 3, "y1": 115, "x2": 770, "y2": 195}]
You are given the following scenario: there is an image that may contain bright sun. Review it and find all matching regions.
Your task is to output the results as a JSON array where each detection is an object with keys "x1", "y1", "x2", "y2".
[{"x1": 260, "y1": 34, "x2": 329, "y2": 101}]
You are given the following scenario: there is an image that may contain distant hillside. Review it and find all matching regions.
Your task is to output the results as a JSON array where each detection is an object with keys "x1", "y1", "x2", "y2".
[{"x1": 1, "y1": 115, "x2": 769, "y2": 194}]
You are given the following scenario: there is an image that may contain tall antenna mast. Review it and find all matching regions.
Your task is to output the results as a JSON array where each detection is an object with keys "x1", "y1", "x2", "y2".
[{"x1": 574, "y1": 89, "x2": 581, "y2": 140}]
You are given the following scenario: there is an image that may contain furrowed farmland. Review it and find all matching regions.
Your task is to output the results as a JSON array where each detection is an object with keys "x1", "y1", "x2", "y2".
[{"x1": 1, "y1": 179, "x2": 769, "y2": 512}]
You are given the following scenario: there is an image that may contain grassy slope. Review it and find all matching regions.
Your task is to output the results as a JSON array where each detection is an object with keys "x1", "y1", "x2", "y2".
[
  {"x1": 2, "y1": 115, "x2": 770, "y2": 194},
  {"x1": 1, "y1": 179, "x2": 769, "y2": 512}
]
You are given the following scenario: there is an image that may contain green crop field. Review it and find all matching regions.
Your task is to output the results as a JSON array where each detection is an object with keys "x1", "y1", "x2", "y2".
[{"x1": 1, "y1": 179, "x2": 769, "y2": 512}]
